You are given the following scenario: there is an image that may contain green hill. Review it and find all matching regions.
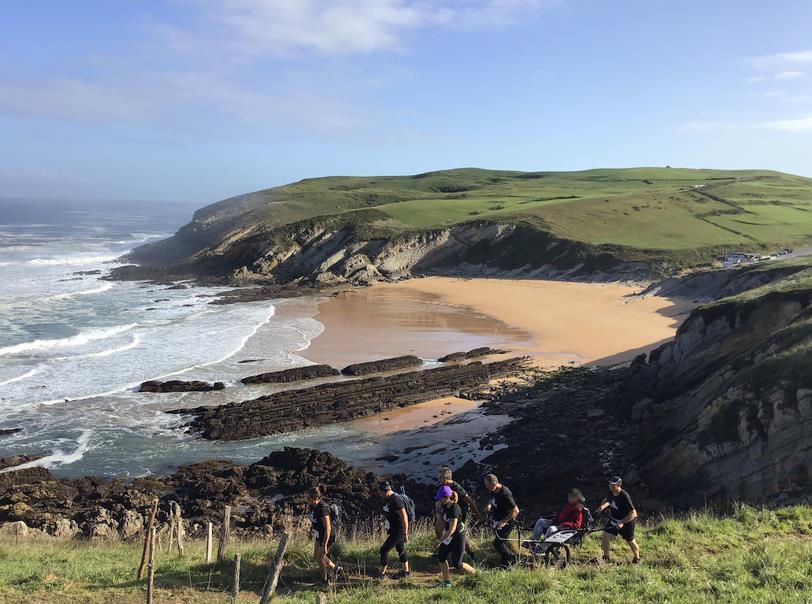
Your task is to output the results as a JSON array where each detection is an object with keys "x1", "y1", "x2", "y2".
[
  {"x1": 124, "y1": 167, "x2": 812, "y2": 283},
  {"x1": 2, "y1": 506, "x2": 811, "y2": 603}
]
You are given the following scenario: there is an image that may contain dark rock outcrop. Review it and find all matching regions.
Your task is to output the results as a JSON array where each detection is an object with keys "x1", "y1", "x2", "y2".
[
  {"x1": 0, "y1": 428, "x2": 23, "y2": 437},
  {"x1": 341, "y1": 355, "x2": 422, "y2": 376},
  {"x1": 139, "y1": 380, "x2": 225, "y2": 393},
  {"x1": 0, "y1": 455, "x2": 42, "y2": 471},
  {"x1": 241, "y1": 364, "x2": 339, "y2": 385},
  {"x1": 170, "y1": 357, "x2": 530, "y2": 440},
  {"x1": 438, "y1": 347, "x2": 508, "y2": 362},
  {"x1": 0, "y1": 448, "x2": 429, "y2": 539}
]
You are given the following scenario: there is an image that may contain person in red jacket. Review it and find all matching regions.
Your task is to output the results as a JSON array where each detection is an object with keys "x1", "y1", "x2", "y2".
[{"x1": 531, "y1": 489, "x2": 585, "y2": 540}]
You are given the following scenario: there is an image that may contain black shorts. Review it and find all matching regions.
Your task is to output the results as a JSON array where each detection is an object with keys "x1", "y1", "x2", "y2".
[
  {"x1": 604, "y1": 521, "x2": 635, "y2": 542},
  {"x1": 315, "y1": 532, "x2": 336, "y2": 549},
  {"x1": 438, "y1": 532, "x2": 466, "y2": 568}
]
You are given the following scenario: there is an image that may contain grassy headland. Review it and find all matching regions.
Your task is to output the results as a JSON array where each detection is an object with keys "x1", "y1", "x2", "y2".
[
  {"x1": 2, "y1": 506, "x2": 811, "y2": 603},
  {"x1": 127, "y1": 167, "x2": 812, "y2": 280}
]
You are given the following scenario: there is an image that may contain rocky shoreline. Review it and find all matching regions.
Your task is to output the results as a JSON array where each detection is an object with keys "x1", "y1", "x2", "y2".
[
  {"x1": 0, "y1": 448, "x2": 434, "y2": 540},
  {"x1": 170, "y1": 356, "x2": 530, "y2": 440}
]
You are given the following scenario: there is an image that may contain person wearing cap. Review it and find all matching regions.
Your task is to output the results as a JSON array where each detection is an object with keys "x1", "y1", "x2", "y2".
[
  {"x1": 482, "y1": 473, "x2": 520, "y2": 567},
  {"x1": 531, "y1": 488, "x2": 586, "y2": 540},
  {"x1": 376, "y1": 481, "x2": 411, "y2": 579},
  {"x1": 595, "y1": 476, "x2": 640, "y2": 564},
  {"x1": 433, "y1": 485, "x2": 476, "y2": 588},
  {"x1": 434, "y1": 466, "x2": 480, "y2": 559}
]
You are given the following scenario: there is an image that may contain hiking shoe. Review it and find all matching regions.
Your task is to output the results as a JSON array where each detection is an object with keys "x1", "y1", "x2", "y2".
[
  {"x1": 331, "y1": 565, "x2": 343, "y2": 583},
  {"x1": 632, "y1": 557, "x2": 641, "y2": 565},
  {"x1": 436, "y1": 580, "x2": 452, "y2": 588},
  {"x1": 393, "y1": 570, "x2": 411, "y2": 580},
  {"x1": 601, "y1": 556, "x2": 611, "y2": 564},
  {"x1": 374, "y1": 571, "x2": 388, "y2": 580}
]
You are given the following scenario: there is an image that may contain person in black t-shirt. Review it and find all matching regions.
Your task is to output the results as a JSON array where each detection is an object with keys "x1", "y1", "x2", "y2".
[
  {"x1": 434, "y1": 467, "x2": 481, "y2": 559},
  {"x1": 433, "y1": 485, "x2": 476, "y2": 587},
  {"x1": 307, "y1": 484, "x2": 341, "y2": 584},
  {"x1": 376, "y1": 481, "x2": 411, "y2": 579},
  {"x1": 483, "y1": 473, "x2": 519, "y2": 567},
  {"x1": 595, "y1": 476, "x2": 640, "y2": 563}
]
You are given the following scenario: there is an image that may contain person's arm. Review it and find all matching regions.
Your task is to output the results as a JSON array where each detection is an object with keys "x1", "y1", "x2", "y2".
[
  {"x1": 595, "y1": 500, "x2": 609, "y2": 513},
  {"x1": 321, "y1": 514, "x2": 331, "y2": 545},
  {"x1": 435, "y1": 518, "x2": 458, "y2": 547},
  {"x1": 616, "y1": 508, "x2": 637, "y2": 528},
  {"x1": 497, "y1": 506, "x2": 519, "y2": 529},
  {"x1": 399, "y1": 507, "x2": 409, "y2": 541}
]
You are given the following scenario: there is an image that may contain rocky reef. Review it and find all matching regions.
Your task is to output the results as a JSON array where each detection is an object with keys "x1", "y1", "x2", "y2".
[
  {"x1": 340, "y1": 355, "x2": 422, "y2": 376},
  {"x1": 241, "y1": 364, "x2": 339, "y2": 385},
  {"x1": 139, "y1": 380, "x2": 225, "y2": 393},
  {"x1": 170, "y1": 357, "x2": 530, "y2": 440}
]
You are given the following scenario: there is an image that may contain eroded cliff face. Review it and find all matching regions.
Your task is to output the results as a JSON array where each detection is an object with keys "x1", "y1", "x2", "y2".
[
  {"x1": 123, "y1": 215, "x2": 661, "y2": 285},
  {"x1": 621, "y1": 288, "x2": 812, "y2": 506}
]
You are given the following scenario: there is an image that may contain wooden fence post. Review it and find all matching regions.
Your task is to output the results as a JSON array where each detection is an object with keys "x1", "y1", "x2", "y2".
[
  {"x1": 258, "y1": 531, "x2": 290, "y2": 604},
  {"x1": 170, "y1": 501, "x2": 185, "y2": 555},
  {"x1": 315, "y1": 593, "x2": 327, "y2": 604},
  {"x1": 205, "y1": 521, "x2": 213, "y2": 564},
  {"x1": 137, "y1": 498, "x2": 159, "y2": 580},
  {"x1": 231, "y1": 553, "x2": 241, "y2": 599},
  {"x1": 217, "y1": 505, "x2": 231, "y2": 563},
  {"x1": 146, "y1": 524, "x2": 156, "y2": 604}
]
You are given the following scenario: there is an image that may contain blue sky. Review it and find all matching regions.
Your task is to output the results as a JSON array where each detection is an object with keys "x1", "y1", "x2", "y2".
[{"x1": 1, "y1": 0, "x2": 811, "y2": 204}]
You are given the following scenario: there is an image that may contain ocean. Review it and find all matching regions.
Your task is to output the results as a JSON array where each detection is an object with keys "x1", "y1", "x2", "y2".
[{"x1": 0, "y1": 199, "x2": 508, "y2": 481}]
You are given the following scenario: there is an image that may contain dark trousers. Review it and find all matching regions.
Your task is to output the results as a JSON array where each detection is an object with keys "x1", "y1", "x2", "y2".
[
  {"x1": 380, "y1": 532, "x2": 408, "y2": 566},
  {"x1": 493, "y1": 520, "x2": 517, "y2": 566}
]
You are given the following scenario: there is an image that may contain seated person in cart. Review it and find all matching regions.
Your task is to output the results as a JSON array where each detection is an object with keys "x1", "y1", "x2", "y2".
[{"x1": 532, "y1": 488, "x2": 586, "y2": 540}]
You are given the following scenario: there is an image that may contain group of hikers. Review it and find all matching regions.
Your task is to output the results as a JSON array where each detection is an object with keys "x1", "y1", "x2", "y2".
[{"x1": 306, "y1": 467, "x2": 640, "y2": 587}]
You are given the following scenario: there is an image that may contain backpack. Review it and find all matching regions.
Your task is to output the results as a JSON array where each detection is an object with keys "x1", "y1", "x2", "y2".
[
  {"x1": 329, "y1": 503, "x2": 344, "y2": 531},
  {"x1": 397, "y1": 485, "x2": 417, "y2": 525}
]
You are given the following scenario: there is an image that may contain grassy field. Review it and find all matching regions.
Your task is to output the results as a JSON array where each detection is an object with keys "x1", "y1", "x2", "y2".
[
  {"x1": 208, "y1": 167, "x2": 812, "y2": 255},
  {"x1": 2, "y1": 505, "x2": 811, "y2": 603}
]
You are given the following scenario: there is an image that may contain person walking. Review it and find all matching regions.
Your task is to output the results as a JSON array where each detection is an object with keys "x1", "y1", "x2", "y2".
[
  {"x1": 376, "y1": 481, "x2": 411, "y2": 579},
  {"x1": 307, "y1": 484, "x2": 341, "y2": 584},
  {"x1": 435, "y1": 466, "x2": 480, "y2": 559},
  {"x1": 433, "y1": 485, "x2": 476, "y2": 588},
  {"x1": 595, "y1": 476, "x2": 640, "y2": 564},
  {"x1": 483, "y1": 473, "x2": 519, "y2": 568}
]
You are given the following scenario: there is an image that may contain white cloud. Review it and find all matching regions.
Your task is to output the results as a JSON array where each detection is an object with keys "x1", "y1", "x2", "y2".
[
  {"x1": 774, "y1": 70, "x2": 805, "y2": 80},
  {"x1": 158, "y1": 0, "x2": 556, "y2": 58},
  {"x1": 765, "y1": 116, "x2": 812, "y2": 132},
  {"x1": 752, "y1": 50, "x2": 812, "y2": 70},
  {"x1": 682, "y1": 115, "x2": 812, "y2": 133}
]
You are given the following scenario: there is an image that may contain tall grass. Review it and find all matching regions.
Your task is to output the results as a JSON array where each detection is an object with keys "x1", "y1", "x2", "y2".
[{"x1": 1, "y1": 506, "x2": 811, "y2": 603}]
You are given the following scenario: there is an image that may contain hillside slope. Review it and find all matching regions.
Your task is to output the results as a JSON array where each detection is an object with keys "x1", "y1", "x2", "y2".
[
  {"x1": 618, "y1": 259, "x2": 812, "y2": 506},
  {"x1": 122, "y1": 167, "x2": 812, "y2": 283}
]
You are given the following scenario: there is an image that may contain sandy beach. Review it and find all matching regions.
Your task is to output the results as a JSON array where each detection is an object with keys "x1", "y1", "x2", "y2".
[{"x1": 302, "y1": 277, "x2": 693, "y2": 369}]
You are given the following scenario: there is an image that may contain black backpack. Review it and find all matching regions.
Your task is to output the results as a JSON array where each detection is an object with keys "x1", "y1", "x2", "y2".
[
  {"x1": 397, "y1": 485, "x2": 417, "y2": 525},
  {"x1": 329, "y1": 503, "x2": 344, "y2": 531}
]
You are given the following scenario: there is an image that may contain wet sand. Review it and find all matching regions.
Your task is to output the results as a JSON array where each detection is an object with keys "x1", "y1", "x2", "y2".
[{"x1": 302, "y1": 277, "x2": 693, "y2": 369}]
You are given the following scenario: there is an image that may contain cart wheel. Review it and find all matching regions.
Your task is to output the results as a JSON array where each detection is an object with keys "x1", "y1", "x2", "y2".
[{"x1": 544, "y1": 544, "x2": 571, "y2": 569}]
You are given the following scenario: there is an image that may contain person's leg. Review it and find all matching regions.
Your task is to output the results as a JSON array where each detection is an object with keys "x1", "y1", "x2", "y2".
[
  {"x1": 379, "y1": 533, "x2": 397, "y2": 575},
  {"x1": 494, "y1": 524, "x2": 516, "y2": 566},
  {"x1": 439, "y1": 560, "x2": 450, "y2": 581},
  {"x1": 629, "y1": 539, "x2": 640, "y2": 560},
  {"x1": 450, "y1": 534, "x2": 474, "y2": 575},
  {"x1": 396, "y1": 539, "x2": 410, "y2": 573},
  {"x1": 320, "y1": 544, "x2": 336, "y2": 572},
  {"x1": 532, "y1": 517, "x2": 549, "y2": 541},
  {"x1": 544, "y1": 525, "x2": 559, "y2": 538},
  {"x1": 314, "y1": 542, "x2": 325, "y2": 580}
]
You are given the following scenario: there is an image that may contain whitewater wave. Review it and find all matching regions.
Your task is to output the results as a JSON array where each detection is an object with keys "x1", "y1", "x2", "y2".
[
  {"x1": 0, "y1": 430, "x2": 94, "y2": 473},
  {"x1": 0, "y1": 367, "x2": 39, "y2": 386},
  {"x1": 28, "y1": 254, "x2": 119, "y2": 266},
  {"x1": 49, "y1": 282, "x2": 114, "y2": 301},
  {"x1": 71, "y1": 335, "x2": 141, "y2": 359},
  {"x1": 0, "y1": 323, "x2": 138, "y2": 357}
]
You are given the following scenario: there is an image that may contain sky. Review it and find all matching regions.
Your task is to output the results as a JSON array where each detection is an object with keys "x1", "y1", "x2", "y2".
[{"x1": 1, "y1": 0, "x2": 811, "y2": 205}]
